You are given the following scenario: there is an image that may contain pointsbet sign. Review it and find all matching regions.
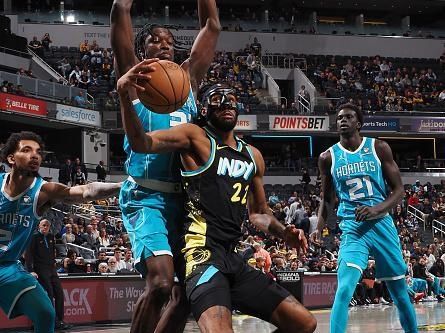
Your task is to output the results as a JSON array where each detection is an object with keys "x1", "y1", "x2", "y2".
[{"x1": 269, "y1": 115, "x2": 329, "y2": 131}]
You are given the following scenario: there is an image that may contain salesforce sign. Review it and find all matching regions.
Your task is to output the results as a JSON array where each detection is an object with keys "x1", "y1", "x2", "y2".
[{"x1": 56, "y1": 104, "x2": 101, "y2": 127}]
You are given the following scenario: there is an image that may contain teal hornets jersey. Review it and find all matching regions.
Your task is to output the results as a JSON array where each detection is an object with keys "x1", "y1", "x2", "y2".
[
  {"x1": 124, "y1": 89, "x2": 198, "y2": 181},
  {"x1": 0, "y1": 173, "x2": 45, "y2": 262},
  {"x1": 330, "y1": 137, "x2": 388, "y2": 223}
]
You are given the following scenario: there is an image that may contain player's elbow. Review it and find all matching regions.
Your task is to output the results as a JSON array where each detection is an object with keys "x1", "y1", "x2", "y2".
[
  {"x1": 131, "y1": 144, "x2": 151, "y2": 154},
  {"x1": 206, "y1": 18, "x2": 222, "y2": 34},
  {"x1": 111, "y1": 0, "x2": 132, "y2": 14}
]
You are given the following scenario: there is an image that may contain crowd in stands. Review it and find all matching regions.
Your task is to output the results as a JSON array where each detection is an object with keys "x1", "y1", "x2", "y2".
[
  {"x1": 240, "y1": 178, "x2": 445, "y2": 306},
  {"x1": 39, "y1": 37, "x2": 264, "y2": 112},
  {"x1": 307, "y1": 54, "x2": 445, "y2": 113}
]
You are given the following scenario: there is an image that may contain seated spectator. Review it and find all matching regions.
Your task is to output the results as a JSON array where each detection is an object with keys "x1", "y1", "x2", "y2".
[
  {"x1": 80, "y1": 39, "x2": 89, "y2": 55},
  {"x1": 73, "y1": 166, "x2": 86, "y2": 185},
  {"x1": 69, "y1": 65, "x2": 81, "y2": 82},
  {"x1": 268, "y1": 192, "x2": 279, "y2": 205},
  {"x1": 73, "y1": 91, "x2": 87, "y2": 108},
  {"x1": 104, "y1": 91, "x2": 118, "y2": 111},
  {"x1": 124, "y1": 248, "x2": 134, "y2": 271},
  {"x1": 15, "y1": 85, "x2": 25, "y2": 96},
  {"x1": 90, "y1": 45, "x2": 103, "y2": 68},
  {"x1": 62, "y1": 250, "x2": 77, "y2": 273},
  {"x1": 28, "y1": 36, "x2": 43, "y2": 56},
  {"x1": 97, "y1": 228, "x2": 111, "y2": 248},
  {"x1": 61, "y1": 224, "x2": 75, "y2": 244},
  {"x1": 78, "y1": 74, "x2": 90, "y2": 90},
  {"x1": 439, "y1": 89, "x2": 445, "y2": 104},
  {"x1": 107, "y1": 257, "x2": 119, "y2": 273},
  {"x1": 98, "y1": 262, "x2": 109, "y2": 274},
  {"x1": 113, "y1": 248, "x2": 127, "y2": 271}
]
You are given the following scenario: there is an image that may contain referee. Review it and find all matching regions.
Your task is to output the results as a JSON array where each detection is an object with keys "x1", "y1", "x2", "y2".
[{"x1": 26, "y1": 219, "x2": 71, "y2": 330}]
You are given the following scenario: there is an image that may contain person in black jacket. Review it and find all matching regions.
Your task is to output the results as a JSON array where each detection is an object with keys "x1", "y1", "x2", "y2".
[
  {"x1": 58, "y1": 159, "x2": 72, "y2": 185},
  {"x1": 26, "y1": 219, "x2": 72, "y2": 330},
  {"x1": 96, "y1": 160, "x2": 107, "y2": 182}
]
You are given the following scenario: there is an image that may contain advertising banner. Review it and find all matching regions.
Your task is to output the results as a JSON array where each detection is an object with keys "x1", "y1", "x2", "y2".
[
  {"x1": 269, "y1": 115, "x2": 329, "y2": 131},
  {"x1": 0, "y1": 273, "x2": 339, "y2": 329},
  {"x1": 235, "y1": 115, "x2": 257, "y2": 131},
  {"x1": 0, "y1": 276, "x2": 146, "y2": 329},
  {"x1": 0, "y1": 93, "x2": 47, "y2": 116},
  {"x1": 276, "y1": 270, "x2": 303, "y2": 302},
  {"x1": 362, "y1": 117, "x2": 400, "y2": 132},
  {"x1": 56, "y1": 104, "x2": 102, "y2": 127},
  {"x1": 411, "y1": 117, "x2": 445, "y2": 133},
  {"x1": 303, "y1": 274, "x2": 337, "y2": 308}
]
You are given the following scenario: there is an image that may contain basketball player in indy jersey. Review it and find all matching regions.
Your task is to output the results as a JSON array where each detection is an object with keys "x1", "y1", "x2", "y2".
[{"x1": 117, "y1": 62, "x2": 317, "y2": 333}]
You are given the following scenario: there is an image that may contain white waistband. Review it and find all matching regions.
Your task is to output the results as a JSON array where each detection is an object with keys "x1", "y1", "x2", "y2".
[{"x1": 127, "y1": 176, "x2": 182, "y2": 194}]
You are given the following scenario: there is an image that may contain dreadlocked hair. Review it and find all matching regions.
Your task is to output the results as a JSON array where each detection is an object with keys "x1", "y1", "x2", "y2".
[{"x1": 134, "y1": 23, "x2": 189, "y2": 61}]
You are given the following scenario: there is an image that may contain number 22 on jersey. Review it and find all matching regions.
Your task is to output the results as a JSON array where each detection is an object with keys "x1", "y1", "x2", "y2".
[
  {"x1": 231, "y1": 183, "x2": 249, "y2": 204},
  {"x1": 346, "y1": 176, "x2": 374, "y2": 200}
]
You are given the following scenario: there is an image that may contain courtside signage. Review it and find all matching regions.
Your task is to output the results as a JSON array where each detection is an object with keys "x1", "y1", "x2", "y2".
[
  {"x1": 269, "y1": 115, "x2": 329, "y2": 131},
  {"x1": 235, "y1": 115, "x2": 257, "y2": 130},
  {"x1": 412, "y1": 117, "x2": 445, "y2": 133},
  {"x1": 362, "y1": 117, "x2": 399, "y2": 132},
  {"x1": 56, "y1": 104, "x2": 102, "y2": 127},
  {"x1": 0, "y1": 93, "x2": 47, "y2": 116}
]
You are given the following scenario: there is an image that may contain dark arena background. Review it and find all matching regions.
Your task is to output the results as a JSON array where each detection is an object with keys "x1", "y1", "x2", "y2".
[{"x1": 0, "y1": 0, "x2": 445, "y2": 332}]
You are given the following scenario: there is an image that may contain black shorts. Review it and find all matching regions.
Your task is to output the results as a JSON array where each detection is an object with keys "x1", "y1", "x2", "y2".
[{"x1": 185, "y1": 251, "x2": 290, "y2": 321}]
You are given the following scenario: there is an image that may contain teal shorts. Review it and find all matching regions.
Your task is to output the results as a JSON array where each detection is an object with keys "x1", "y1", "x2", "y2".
[
  {"x1": 338, "y1": 215, "x2": 407, "y2": 280},
  {"x1": 0, "y1": 261, "x2": 38, "y2": 318},
  {"x1": 119, "y1": 179, "x2": 185, "y2": 279}
]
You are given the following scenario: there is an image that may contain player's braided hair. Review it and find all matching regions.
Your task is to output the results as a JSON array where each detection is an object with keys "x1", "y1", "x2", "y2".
[{"x1": 134, "y1": 23, "x2": 188, "y2": 61}]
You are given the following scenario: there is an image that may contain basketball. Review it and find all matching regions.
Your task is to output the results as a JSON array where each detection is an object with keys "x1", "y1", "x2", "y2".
[{"x1": 137, "y1": 60, "x2": 191, "y2": 114}]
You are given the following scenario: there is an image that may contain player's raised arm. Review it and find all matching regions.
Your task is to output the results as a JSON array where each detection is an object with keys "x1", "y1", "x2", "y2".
[
  {"x1": 312, "y1": 151, "x2": 334, "y2": 241},
  {"x1": 117, "y1": 61, "x2": 203, "y2": 154},
  {"x1": 110, "y1": 0, "x2": 139, "y2": 82},
  {"x1": 185, "y1": 0, "x2": 221, "y2": 94},
  {"x1": 355, "y1": 140, "x2": 404, "y2": 221},
  {"x1": 247, "y1": 146, "x2": 307, "y2": 254}
]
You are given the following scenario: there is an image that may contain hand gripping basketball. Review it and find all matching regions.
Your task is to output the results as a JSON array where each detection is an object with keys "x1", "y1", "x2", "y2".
[
  {"x1": 116, "y1": 59, "x2": 159, "y2": 95},
  {"x1": 136, "y1": 59, "x2": 191, "y2": 114}
]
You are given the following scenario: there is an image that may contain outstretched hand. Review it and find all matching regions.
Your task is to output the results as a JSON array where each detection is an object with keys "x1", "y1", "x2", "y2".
[
  {"x1": 283, "y1": 225, "x2": 308, "y2": 255},
  {"x1": 116, "y1": 58, "x2": 159, "y2": 95}
]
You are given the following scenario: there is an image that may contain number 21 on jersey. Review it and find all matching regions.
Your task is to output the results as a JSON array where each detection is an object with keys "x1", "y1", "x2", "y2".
[{"x1": 346, "y1": 176, "x2": 373, "y2": 200}]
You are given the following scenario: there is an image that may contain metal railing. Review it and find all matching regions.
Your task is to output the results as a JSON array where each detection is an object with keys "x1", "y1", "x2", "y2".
[
  {"x1": 0, "y1": 45, "x2": 31, "y2": 58},
  {"x1": 407, "y1": 205, "x2": 426, "y2": 231},
  {"x1": 432, "y1": 219, "x2": 445, "y2": 238},
  {"x1": 70, "y1": 204, "x2": 121, "y2": 222},
  {"x1": 297, "y1": 93, "x2": 311, "y2": 114},
  {"x1": 263, "y1": 96, "x2": 288, "y2": 108},
  {"x1": 261, "y1": 54, "x2": 307, "y2": 71},
  {"x1": 0, "y1": 70, "x2": 88, "y2": 104},
  {"x1": 27, "y1": 46, "x2": 67, "y2": 84},
  {"x1": 65, "y1": 243, "x2": 96, "y2": 259}
]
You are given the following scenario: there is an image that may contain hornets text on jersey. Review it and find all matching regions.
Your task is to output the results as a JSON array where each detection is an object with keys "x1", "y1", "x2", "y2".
[
  {"x1": 0, "y1": 173, "x2": 45, "y2": 262},
  {"x1": 181, "y1": 127, "x2": 257, "y2": 278},
  {"x1": 330, "y1": 137, "x2": 388, "y2": 228},
  {"x1": 124, "y1": 89, "x2": 198, "y2": 181}
]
